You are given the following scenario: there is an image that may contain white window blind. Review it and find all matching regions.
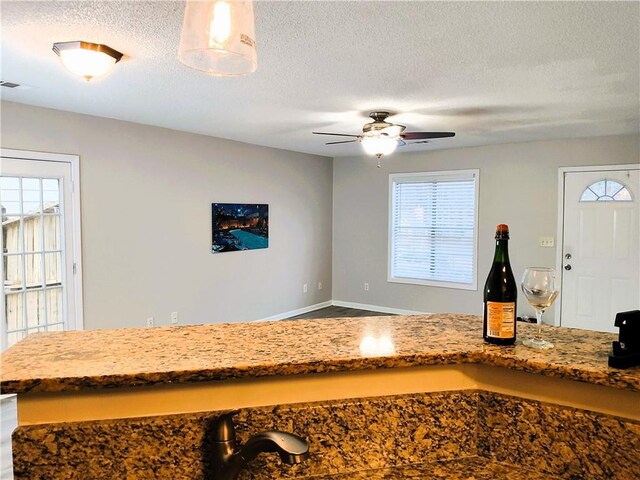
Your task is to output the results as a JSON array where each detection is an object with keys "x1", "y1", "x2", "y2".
[{"x1": 389, "y1": 170, "x2": 478, "y2": 290}]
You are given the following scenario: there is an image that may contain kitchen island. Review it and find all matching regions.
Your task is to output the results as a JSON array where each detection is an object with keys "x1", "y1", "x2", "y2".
[{"x1": 1, "y1": 314, "x2": 639, "y2": 479}]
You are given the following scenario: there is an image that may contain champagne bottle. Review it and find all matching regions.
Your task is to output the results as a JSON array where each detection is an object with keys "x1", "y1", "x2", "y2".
[{"x1": 483, "y1": 224, "x2": 517, "y2": 345}]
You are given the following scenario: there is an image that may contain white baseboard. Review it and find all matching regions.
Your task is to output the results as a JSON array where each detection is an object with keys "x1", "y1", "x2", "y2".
[
  {"x1": 331, "y1": 300, "x2": 427, "y2": 316},
  {"x1": 255, "y1": 301, "x2": 333, "y2": 322}
]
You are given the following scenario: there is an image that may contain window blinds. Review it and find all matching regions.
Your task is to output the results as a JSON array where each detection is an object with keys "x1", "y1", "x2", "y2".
[{"x1": 390, "y1": 173, "x2": 477, "y2": 286}]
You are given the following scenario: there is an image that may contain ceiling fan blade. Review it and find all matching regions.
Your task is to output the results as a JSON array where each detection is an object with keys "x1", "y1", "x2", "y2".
[
  {"x1": 325, "y1": 140, "x2": 358, "y2": 145},
  {"x1": 401, "y1": 132, "x2": 456, "y2": 140},
  {"x1": 313, "y1": 132, "x2": 360, "y2": 137}
]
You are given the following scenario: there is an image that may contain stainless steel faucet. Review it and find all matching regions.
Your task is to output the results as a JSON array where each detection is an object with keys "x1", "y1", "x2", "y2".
[{"x1": 210, "y1": 410, "x2": 310, "y2": 480}]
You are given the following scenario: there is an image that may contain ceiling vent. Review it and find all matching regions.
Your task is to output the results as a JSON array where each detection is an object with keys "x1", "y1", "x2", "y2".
[{"x1": 0, "y1": 81, "x2": 32, "y2": 90}]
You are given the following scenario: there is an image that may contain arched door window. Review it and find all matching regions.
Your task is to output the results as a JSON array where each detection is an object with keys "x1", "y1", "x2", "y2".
[{"x1": 579, "y1": 179, "x2": 632, "y2": 202}]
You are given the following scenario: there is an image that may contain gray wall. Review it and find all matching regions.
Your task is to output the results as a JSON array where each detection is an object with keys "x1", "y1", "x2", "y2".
[
  {"x1": 1, "y1": 102, "x2": 333, "y2": 329},
  {"x1": 332, "y1": 135, "x2": 640, "y2": 316},
  {"x1": 3, "y1": 100, "x2": 638, "y2": 326}
]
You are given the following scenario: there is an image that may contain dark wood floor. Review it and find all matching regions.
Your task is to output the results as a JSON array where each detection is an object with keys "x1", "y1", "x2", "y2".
[{"x1": 287, "y1": 305, "x2": 396, "y2": 320}]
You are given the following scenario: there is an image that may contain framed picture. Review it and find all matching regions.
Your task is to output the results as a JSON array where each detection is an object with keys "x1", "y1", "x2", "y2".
[{"x1": 211, "y1": 203, "x2": 269, "y2": 253}]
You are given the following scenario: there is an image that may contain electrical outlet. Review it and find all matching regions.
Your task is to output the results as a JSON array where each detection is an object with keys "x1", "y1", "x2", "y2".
[
  {"x1": 364, "y1": 282, "x2": 370, "y2": 291},
  {"x1": 318, "y1": 282, "x2": 323, "y2": 290},
  {"x1": 539, "y1": 237, "x2": 555, "y2": 247},
  {"x1": 146, "y1": 317, "x2": 154, "y2": 327},
  {"x1": 171, "y1": 312, "x2": 179, "y2": 325},
  {"x1": 303, "y1": 283, "x2": 308, "y2": 293}
]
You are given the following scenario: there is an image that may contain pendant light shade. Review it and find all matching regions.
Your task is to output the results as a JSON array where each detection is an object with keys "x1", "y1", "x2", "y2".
[
  {"x1": 53, "y1": 41, "x2": 123, "y2": 81},
  {"x1": 178, "y1": 0, "x2": 257, "y2": 76}
]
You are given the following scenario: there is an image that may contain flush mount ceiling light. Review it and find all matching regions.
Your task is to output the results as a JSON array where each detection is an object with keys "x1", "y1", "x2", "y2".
[
  {"x1": 52, "y1": 41, "x2": 123, "y2": 81},
  {"x1": 178, "y1": 0, "x2": 257, "y2": 76}
]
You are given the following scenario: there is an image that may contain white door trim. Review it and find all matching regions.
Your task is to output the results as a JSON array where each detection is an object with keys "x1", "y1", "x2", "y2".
[
  {"x1": 555, "y1": 163, "x2": 640, "y2": 326},
  {"x1": 1, "y1": 148, "x2": 84, "y2": 331}
]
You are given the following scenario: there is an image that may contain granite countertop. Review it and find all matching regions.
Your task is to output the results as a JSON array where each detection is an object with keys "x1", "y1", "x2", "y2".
[
  {"x1": 1, "y1": 314, "x2": 638, "y2": 394},
  {"x1": 309, "y1": 457, "x2": 558, "y2": 479}
]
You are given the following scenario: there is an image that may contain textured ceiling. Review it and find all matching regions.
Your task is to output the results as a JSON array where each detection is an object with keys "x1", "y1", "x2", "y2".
[{"x1": 1, "y1": 1, "x2": 639, "y2": 157}]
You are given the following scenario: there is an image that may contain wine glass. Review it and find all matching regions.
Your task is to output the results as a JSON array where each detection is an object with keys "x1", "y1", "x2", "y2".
[{"x1": 520, "y1": 267, "x2": 559, "y2": 350}]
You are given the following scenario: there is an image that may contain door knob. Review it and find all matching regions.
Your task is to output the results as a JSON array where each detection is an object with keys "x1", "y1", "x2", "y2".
[
  {"x1": 565, "y1": 253, "x2": 572, "y2": 260},
  {"x1": 564, "y1": 264, "x2": 572, "y2": 271}
]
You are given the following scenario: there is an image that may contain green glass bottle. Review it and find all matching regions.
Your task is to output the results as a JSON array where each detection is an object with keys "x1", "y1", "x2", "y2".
[{"x1": 483, "y1": 224, "x2": 517, "y2": 345}]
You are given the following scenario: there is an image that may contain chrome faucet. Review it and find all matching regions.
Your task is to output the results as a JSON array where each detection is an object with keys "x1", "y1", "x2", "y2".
[{"x1": 210, "y1": 410, "x2": 310, "y2": 480}]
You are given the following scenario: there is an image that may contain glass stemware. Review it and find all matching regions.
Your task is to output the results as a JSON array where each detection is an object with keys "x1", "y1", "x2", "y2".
[{"x1": 521, "y1": 267, "x2": 559, "y2": 350}]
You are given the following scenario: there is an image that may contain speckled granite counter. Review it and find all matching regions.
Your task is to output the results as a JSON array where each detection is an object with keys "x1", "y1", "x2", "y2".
[
  {"x1": 1, "y1": 314, "x2": 638, "y2": 394},
  {"x1": 311, "y1": 458, "x2": 560, "y2": 479},
  {"x1": 4, "y1": 315, "x2": 639, "y2": 479},
  {"x1": 13, "y1": 391, "x2": 639, "y2": 479}
]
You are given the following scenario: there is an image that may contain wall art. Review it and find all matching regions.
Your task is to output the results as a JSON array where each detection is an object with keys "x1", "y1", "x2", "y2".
[{"x1": 211, "y1": 203, "x2": 269, "y2": 253}]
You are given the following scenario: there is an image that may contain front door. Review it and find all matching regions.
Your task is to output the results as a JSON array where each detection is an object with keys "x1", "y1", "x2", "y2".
[{"x1": 559, "y1": 166, "x2": 639, "y2": 332}]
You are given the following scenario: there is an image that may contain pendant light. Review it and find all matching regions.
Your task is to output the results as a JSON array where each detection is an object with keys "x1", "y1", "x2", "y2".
[
  {"x1": 52, "y1": 41, "x2": 123, "y2": 81},
  {"x1": 178, "y1": 0, "x2": 257, "y2": 76}
]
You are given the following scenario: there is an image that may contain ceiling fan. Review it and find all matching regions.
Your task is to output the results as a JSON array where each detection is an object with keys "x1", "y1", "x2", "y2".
[{"x1": 313, "y1": 111, "x2": 455, "y2": 167}]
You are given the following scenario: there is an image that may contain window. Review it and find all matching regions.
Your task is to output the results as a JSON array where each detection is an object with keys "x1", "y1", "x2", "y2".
[
  {"x1": 579, "y1": 179, "x2": 632, "y2": 202},
  {"x1": 389, "y1": 170, "x2": 479, "y2": 290}
]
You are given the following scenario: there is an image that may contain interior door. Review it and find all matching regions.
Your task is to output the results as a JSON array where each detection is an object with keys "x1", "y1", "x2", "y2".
[
  {"x1": 1, "y1": 152, "x2": 83, "y2": 349},
  {"x1": 560, "y1": 167, "x2": 639, "y2": 332}
]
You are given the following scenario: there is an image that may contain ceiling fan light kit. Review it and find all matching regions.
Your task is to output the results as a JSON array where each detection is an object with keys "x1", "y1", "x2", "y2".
[
  {"x1": 313, "y1": 111, "x2": 455, "y2": 168},
  {"x1": 361, "y1": 134, "x2": 398, "y2": 158},
  {"x1": 52, "y1": 41, "x2": 123, "y2": 81},
  {"x1": 178, "y1": 0, "x2": 257, "y2": 76}
]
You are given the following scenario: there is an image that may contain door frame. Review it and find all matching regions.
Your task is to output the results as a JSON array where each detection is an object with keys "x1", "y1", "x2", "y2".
[
  {"x1": 1, "y1": 148, "x2": 84, "y2": 333},
  {"x1": 555, "y1": 163, "x2": 640, "y2": 326}
]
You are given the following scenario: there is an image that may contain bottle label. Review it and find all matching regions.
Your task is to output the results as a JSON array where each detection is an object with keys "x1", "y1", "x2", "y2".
[{"x1": 486, "y1": 301, "x2": 515, "y2": 338}]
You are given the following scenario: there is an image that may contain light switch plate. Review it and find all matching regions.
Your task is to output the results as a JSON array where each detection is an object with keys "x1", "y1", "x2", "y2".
[{"x1": 539, "y1": 237, "x2": 555, "y2": 247}]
